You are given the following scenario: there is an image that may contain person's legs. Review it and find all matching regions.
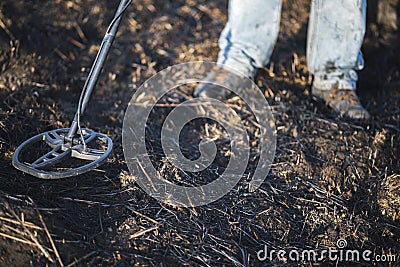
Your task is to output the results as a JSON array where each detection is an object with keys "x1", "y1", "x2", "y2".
[
  {"x1": 307, "y1": 0, "x2": 370, "y2": 119},
  {"x1": 195, "y1": 0, "x2": 282, "y2": 99},
  {"x1": 217, "y1": 0, "x2": 282, "y2": 77}
]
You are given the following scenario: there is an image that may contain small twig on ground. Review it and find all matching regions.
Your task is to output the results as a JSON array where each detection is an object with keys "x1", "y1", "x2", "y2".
[
  {"x1": 54, "y1": 48, "x2": 69, "y2": 61},
  {"x1": 0, "y1": 216, "x2": 42, "y2": 230},
  {"x1": 129, "y1": 226, "x2": 158, "y2": 239},
  {"x1": 65, "y1": 251, "x2": 96, "y2": 267},
  {"x1": 126, "y1": 207, "x2": 159, "y2": 225},
  {"x1": 69, "y1": 38, "x2": 86, "y2": 49},
  {"x1": 210, "y1": 246, "x2": 245, "y2": 267},
  {"x1": 5, "y1": 203, "x2": 55, "y2": 263},
  {"x1": 73, "y1": 22, "x2": 87, "y2": 42},
  {"x1": 38, "y1": 211, "x2": 64, "y2": 267},
  {"x1": 0, "y1": 13, "x2": 15, "y2": 41},
  {"x1": 0, "y1": 232, "x2": 39, "y2": 247},
  {"x1": 61, "y1": 197, "x2": 109, "y2": 206}
]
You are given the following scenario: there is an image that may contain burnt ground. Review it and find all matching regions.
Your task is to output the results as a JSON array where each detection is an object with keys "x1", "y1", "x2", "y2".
[{"x1": 0, "y1": 0, "x2": 399, "y2": 266}]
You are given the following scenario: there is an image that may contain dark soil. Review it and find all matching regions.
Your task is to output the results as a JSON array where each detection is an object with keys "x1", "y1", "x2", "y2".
[{"x1": 0, "y1": 0, "x2": 399, "y2": 266}]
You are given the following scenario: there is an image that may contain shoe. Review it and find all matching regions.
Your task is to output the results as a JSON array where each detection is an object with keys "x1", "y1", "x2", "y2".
[
  {"x1": 194, "y1": 67, "x2": 243, "y2": 100},
  {"x1": 312, "y1": 87, "x2": 371, "y2": 120}
]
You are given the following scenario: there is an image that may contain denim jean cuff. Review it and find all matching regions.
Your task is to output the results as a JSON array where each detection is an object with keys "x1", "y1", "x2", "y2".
[{"x1": 313, "y1": 69, "x2": 358, "y2": 90}]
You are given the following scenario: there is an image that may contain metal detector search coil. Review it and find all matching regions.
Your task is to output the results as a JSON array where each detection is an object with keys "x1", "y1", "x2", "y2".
[
  {"x1": 12, "y1": 0, "x2": 131, "y2": 179},
  {"x1": 13, "y1": 128, "x2": 113, "y2": 179}
]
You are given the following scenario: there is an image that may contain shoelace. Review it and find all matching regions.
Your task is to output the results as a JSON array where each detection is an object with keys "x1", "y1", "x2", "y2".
[{"x1": 326, "y1": 89, "x2": 360, "y2": 106}]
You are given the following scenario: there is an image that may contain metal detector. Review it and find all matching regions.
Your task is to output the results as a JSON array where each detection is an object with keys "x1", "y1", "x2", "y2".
[{"x1": 12, "y1": 0, "x2": 131, "y2": 179}]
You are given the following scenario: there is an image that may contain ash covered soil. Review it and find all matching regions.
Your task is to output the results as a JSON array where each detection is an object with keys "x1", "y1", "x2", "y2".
[{"x1": 0, "y1": 0, "x2": 399, "y2": 266}]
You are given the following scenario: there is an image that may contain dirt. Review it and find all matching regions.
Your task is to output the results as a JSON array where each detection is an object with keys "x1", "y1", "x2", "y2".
[{"x1": 0, "y1": 0, "x2": 399, "y2": 266}]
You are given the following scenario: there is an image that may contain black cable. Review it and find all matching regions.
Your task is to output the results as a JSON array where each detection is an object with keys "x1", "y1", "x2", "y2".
[{"x1": 106, "y1": 0, "x2": 132, "y2": 34}]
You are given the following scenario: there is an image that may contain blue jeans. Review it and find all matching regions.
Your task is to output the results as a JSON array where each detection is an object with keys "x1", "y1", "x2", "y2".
[{"x1": 217, "y1": 0, "x2": 367, "y2": 90}]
